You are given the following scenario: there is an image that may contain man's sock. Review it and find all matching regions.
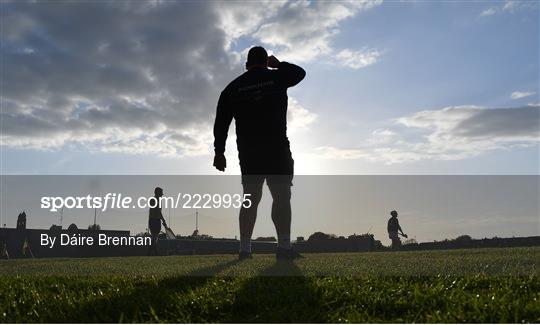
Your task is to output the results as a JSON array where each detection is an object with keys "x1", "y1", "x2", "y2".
[
  {"x1": 277, "y1": 236, "x2": 291, "y2": 249},
  {"x1": 240, "y1": 236, "x2": 252, "y2": 253}
]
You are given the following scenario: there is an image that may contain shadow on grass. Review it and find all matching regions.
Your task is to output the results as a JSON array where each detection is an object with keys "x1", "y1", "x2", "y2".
[
  {"x1": 227, "y1": 260, "x2": 326, "y2": 323},
  {"x1": 45, "y1": 259, "x2": 327, "y2": 322},
  {"x1": 63, "y1": 258, "x2": 241, "y2": 322}
]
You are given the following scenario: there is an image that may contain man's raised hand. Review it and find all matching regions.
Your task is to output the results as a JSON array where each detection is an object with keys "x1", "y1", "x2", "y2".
[
  {"x1": 267, "y1": 55, "x2": 280, "y2": 69},
  {"x1": 213, "y1": 154, "x2": 226, "y2": 172}
]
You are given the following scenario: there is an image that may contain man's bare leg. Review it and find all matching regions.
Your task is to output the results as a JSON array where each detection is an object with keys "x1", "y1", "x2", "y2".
[
  {"x1": 148, "y1": 233, "x2": 158, "y2": 256},
  {"x1": 268, "y1": 183, "x2": 292, "y2": 249},
  {"x1": 239, "y1": 182, "x2": 263, "y2": 253}
]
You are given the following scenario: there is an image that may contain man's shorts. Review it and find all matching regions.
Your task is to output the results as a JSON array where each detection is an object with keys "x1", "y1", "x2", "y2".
[
  {"x1": 148, "y1": 218, "x2": 161, "y2": 236},
  {"x1": 242, "y1": 174, "x2": 293, "y2": 186},
  {"x1": 389, "y1": 233, "x2": 401, "y2": 248},
  {"x1": 239, "y1": 145, "x2": 294, "y2": 186},
  {"x1": 240, "y1": 156, "x2": 294, "y2": 186}
]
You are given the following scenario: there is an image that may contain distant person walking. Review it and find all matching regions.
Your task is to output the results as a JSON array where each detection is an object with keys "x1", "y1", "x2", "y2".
[
  {"x1": 1, "y1": 239, "x2": 8, "y2": 260},
  {"x1": 387, "y1": 210, "x2": 407, "y2": 249},
  {"x1": 213, "y1": 46, "x2": 306, "y2": 260},
  {"x1": 148, "y1": 187, "x2": 166, "y2": 256}
]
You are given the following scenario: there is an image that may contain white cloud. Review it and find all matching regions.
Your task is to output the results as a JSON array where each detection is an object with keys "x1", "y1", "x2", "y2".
[
  {"x1": 511, "y1": 91, "x2": 536, "y2": 99},
  {"x1": 480, "y1": 7, "x2": 497, "y2": 17},
  {"x1": 317, "y1": 105, "x2": 540, "y2": 164},
  {"x1": 316, "y1": 146, "x2": 369, "y2": 160},
  {"x1": 335, "y1": 48, "x2": 382, "y2": 69},
  {"x1": 250, "y1": 0, "x2": 383, "y2": 63},
  {"x1": 287, "y1": 98, "x2": 318, "y2": 132},
  {"x1": 214, "y1": 1, "x2": 286, "y2": 48},
  {"x1": 503, "y1": 0, "x2": 519, "y2": 12},
  {"x1": 479, "y1": 0, "x2": 538, "y2": 17},
  {"x1": 22, "y1": 47, "x2": 35, "y2": 54},
  {"x1": 367, "y1": 128, "x2": 396, "y2": 144},
  {"x1": 371, "y1": 129, "x2": 395, "y2": 137}
]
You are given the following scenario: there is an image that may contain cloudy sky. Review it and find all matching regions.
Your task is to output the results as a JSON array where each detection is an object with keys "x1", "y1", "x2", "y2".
[{"x1": 2, "y1": 0, "x2": 538, "y2": 175}]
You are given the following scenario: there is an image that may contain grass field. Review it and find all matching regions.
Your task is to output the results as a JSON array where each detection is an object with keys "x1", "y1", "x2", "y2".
[{"x1": 0, "y1": 247, "x2": 539, "y2": 323}]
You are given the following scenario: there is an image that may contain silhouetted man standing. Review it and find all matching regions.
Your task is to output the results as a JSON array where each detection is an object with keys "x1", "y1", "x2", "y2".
[
  {"x1": 213, "y1": 46, "x2": 305, "y2": 260},
  {"x1": 148, "y1": 187, "x2": 165, "y2": 256},
  {"x1": 387, "y1": 210, "x2": 407, "y2": 249}
]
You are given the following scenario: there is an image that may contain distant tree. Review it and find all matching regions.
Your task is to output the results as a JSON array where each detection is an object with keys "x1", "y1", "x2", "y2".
[
  {"x1": 189, "y1": 230, "x2": 213, "y2": 240},
  {"x1": 88, "y1": 224, "x2": 101, "y2": 231},
  {"x1": 254, "y1": 236, "x2": 277, "y2": 242},
  {"x1": 50, "y1": 224, "x2": 62, "y2": 232},
  {"x1": 373, "y1": 240, "x2": 384, "y2": 250},
  {"x1": 296, "y1": 236, "x2": 305, "y2": 242},
  {"x1": 348, "y1": 233, "x2": 374, "y2": 240},
  {"x1": 454, "y1": 235, "x2": 472, "y2": 242},
  {"x1": 16, "y1": 212, "x2": 27, "y2": 230},
  {"x1": 67, "y1": 223, "x2": 78, "y2": 232},
  {"x1": 403, "y1": 238, "x2": 418, "y2": 245},
  {"x1": 308, "y1": 232, "x2": 335, "y2": 241},
  {"x1": 135, "y1": 231, "x2": 150, "y2": 237},
  {"x1": 308, "y1": 232, "x2": 326, "y2": 241}
]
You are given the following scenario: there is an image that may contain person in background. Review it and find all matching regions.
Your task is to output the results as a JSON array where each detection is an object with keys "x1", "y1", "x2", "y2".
[
  {"x1": 387, "y1": 210, "x2": 407, "y2": 249},
  {"x1": 148, "y1": 187, "x2": 165, "y2": 256}
]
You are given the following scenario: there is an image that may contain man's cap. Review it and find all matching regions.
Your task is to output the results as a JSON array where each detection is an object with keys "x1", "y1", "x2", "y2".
[
  {"x1": 247, "y1": 46, "x2": 268, "y2": 67},
  {"x1": 154, "y1": 187, "x2": 163, "y2": 195}
]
